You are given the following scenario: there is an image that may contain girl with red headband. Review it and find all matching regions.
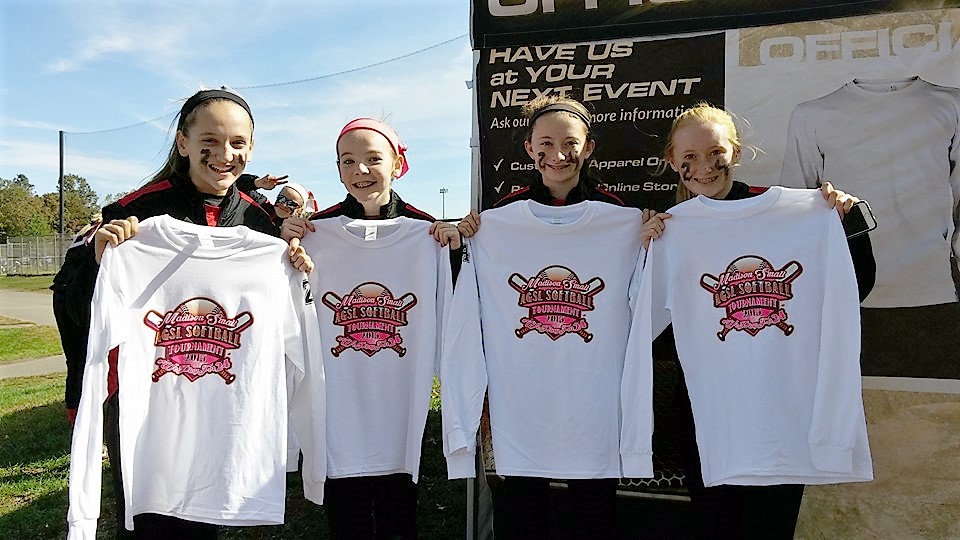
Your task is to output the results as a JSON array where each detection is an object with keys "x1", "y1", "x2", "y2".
[
  {"x1": 282, "y1": 117, "x2": 460, "y2": 247},
  {"x1": 282, "y1": 117, "x2": 459, "y2": 540}
]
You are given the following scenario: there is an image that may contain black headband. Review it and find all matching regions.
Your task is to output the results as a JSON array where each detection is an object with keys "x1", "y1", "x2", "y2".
[
  {"x1": 529, "y1": 102, "x2": 592, "y2": 130},
  {"x1": 178, "y1": 88, "x2": 253, "y2": 130}
]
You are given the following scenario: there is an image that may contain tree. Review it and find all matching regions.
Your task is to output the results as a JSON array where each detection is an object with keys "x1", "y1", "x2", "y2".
[
  {"x1": 39, "y1": 174, "x2": 101, "y2": 234},
  {"x1": 0, "y1": 173, "x2": 101, "y2": 236},
  {"x1": 0, "y1": 175, "x2": 51, "y2": 236},
  {"x1": 101, "y1": 191, "x2": 132, "y2": 208}
]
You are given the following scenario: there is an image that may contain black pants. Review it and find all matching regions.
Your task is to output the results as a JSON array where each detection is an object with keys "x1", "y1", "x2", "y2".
[
  {"x1": 324, "y1": 474, "x2": 418, "y2": 540},
  {"x1": 674, "y1": 367, "x2": 804, "y2": 540},
  {"x1": 493, "y1": 476, "x2": 618, "y2": 540},
  {"x1": 104, "y1": 391, "x2": 135, "y2": 539},
  {"x1": 131, "y1": 513, "x2": 217, "y2": 539},
  {"x1": 684, "y1": 483, "x2": 804, "y2": 540}
]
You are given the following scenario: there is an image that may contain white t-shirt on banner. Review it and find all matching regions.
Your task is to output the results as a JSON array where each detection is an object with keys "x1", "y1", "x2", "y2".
[
  {"x1": 66, "y1": 215, "x2": 325, "y2": 539},
  {"x1": 300, "y1": 217, "x2": 452, "y2": 482},
  {"x1": 780, "y1": 76, "x2": 960, "y2": 308},
  {"x1": 442, "y1": 200, "x2": 653, "y2": 480},
  {"x1": 626, "y1": 187, "x2": 873, "y2": 486}
]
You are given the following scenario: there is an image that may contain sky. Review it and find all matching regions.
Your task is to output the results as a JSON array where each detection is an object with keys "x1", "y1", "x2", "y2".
[{"x1": 0, "y1": 0, "x2": 475, "y2": 221}]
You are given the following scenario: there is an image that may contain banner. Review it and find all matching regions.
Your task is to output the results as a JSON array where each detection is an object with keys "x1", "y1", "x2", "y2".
[
  {"x1": 477, "y1": 33, "x2": 724, "y2": 211},
  {"x1": 470, "y1": 4, "x2": 960, "y2": 538},
  {"x1": 472, "y1": 0, "x2": 960, "y2": 48},
  {"x1": 726, "y1": 8, "x2": 960, "y2": 378}
]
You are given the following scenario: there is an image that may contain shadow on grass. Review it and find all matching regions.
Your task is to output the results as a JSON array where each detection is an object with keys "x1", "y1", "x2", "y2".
[
  {"x1": 222, "y1": 410, "x2": 467, "y2": 539},
  {"x1": 2, "y1": 402, "x2": 466, "y2": 539},
  {"x1": 0, "y1": 401, "x2": 72, "y2": 468},
  {"x1": 0, "y1": 488, "x2": 70, "y2": 540},
  {"x1": 0, "y1": 399, "x2": 73, "y2": 540}
]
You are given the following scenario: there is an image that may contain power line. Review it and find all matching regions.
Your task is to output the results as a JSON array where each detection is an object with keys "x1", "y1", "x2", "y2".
[
  {"x1": 236, "y1": 34, "x2": 467, "y2": 90},
  {"x1": 64, "y1": 34, "x2": 468, "y2": 136},
  {"x1": 64, "y1": 112, "x2": 177, "y2": 136}
]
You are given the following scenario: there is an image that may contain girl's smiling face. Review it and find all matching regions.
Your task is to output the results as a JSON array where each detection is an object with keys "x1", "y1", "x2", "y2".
[
  {"x1": 337, "y1": 129, "x2": 402, "y2": 215},
  {"x1": 668, "y1": 120, "x2": 740, "y2": 200},
  {"x1": 176, "y1": 100, "x2": 254, "y2": 196},
  {"x1": 524, "y1": 112, "x2": 595, "y2": 199}
]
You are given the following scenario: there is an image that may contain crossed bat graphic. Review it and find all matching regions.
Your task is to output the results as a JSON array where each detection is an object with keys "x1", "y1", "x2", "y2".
[
  {"x1": 322, "y1": 291, "x2": 417, "y2": 357},
  {"x1": 144, "y1": 310, "x2": 251, "y2": 383},
  {"x1": 699, "y1": 261, "x2": 801, "y2": 341},
  {"x1": 508, "y1": 273, "x2": 604, "y2": 342}
]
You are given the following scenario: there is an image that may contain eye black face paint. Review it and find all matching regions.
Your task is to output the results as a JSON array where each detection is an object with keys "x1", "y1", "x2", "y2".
[
  {"x1": 537, "y1": 151, "x2": 547, "y2": 169},
  {"x1": 714, "y1": 159, "x2": 730, "y2": 174},
  {"x1": 563, "y1": 150, "x2": 579, "y2": 169},
  {"x1": 679, "y1": 161, "x2": 693, "y2": 182}
]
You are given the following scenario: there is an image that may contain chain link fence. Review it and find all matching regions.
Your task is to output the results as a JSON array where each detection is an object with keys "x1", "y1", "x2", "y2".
[{"x1": 0, "y1": 236, "x2": 70, "y2": 276}]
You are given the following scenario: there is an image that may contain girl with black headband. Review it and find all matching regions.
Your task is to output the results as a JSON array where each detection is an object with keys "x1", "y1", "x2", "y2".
[
  {"x1": 456, "y1": 94, "x2": 625, "y2": 540},
  {"x1": 456, "y1": 95, "x2": 624, "y2": 239},
  {"x1": 61, "y1": 87, "x2": 312, "y2": 539}
]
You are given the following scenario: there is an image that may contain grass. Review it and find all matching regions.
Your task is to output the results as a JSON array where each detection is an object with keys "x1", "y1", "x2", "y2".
[
  {"x1": 0, "y1": 275, "x2": 55, "y2": 294},
  {"x1": 0, "y1": 375, "x2": 466, "y2": 539},
  {"x1": 0, "y1": 374, "x2": 74, "y2": 540},
  {"x1": 0, "y1": 275, "x2": 63, "y2": 364},
  {"x1": 0, "y1": 326, "x2": 63, "y2": 364},
  {"x1": 0, "y1": 275, "x2": 466, "y2": 537}
]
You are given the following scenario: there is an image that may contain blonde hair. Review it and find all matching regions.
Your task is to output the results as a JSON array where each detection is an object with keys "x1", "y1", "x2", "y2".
[{"x1": 664, "y1": 102, "x2": 742, "y2": 204}]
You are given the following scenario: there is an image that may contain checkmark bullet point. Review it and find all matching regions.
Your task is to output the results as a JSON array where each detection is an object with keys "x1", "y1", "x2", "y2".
[{"x1": 494, "y1": 158, "x2": 505, "y2": 171}]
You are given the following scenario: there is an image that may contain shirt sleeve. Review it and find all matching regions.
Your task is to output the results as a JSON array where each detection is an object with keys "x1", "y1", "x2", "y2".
[
  {"x1": 285, "y1": 268, "x2": 326, "y2": 504},
  {"x1": 780, "y1": 104, "x2": 824, "y2": 189},
  {"x1": 807, "y1": 213, "x2": 869, "y2": 474},
  {"x1": 439, "y1": 238, "x2": 487, "y2": 479},
  {"x1": 436, "y1": 242, "x2": 454, "y2": 377},
  {"x1": 66, "y1": 246, "x2": 124, "y2": 539},
  {"x1": 620, "y1": 244, "x2": 657, "y2": 478}
]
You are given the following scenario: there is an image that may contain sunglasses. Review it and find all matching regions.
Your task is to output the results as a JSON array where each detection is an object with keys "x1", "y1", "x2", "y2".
[{"x1": 275, "y1": 193, "x2": 302, "y2": 210}]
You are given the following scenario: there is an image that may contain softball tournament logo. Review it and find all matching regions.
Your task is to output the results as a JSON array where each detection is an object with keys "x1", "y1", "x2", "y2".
[
  {"x1": 700, "y1": 256, "x2": 803, "y2": 341},
  {"x1": 322, "y1": 282, "x2": 417, "y2": 357},
  {"x1": 144, "y1": 297, "x2": 253, "y2": 384},
  {"x1": 509, "y1": 265, "x2": 604, "y2": 342}
]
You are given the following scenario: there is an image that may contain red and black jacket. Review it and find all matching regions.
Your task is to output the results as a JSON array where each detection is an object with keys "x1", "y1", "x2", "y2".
[
  {"x1": 310, "y1": 190, "x2": 464, "y2": 284},
  {"x1": 54, "y1": 174, "x2": 279, "y2": 411},
  {"x1": 311, "y1": 191, "x2": 436, "y2": 221}
]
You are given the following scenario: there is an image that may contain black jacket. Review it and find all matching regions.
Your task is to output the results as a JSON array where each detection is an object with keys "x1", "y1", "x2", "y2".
[
  {"x1": 53, "y1": 174, "x2": 279, "y2": 410},
  {"x1": 492, "y1": 175, "x2": 625, "y2": 208}
]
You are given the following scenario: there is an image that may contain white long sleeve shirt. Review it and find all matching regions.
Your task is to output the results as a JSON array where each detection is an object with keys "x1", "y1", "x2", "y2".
[
  {"x1": 442, "y1": 201, "x2": 652, "y2": 480},
  {"x1": 300, "y1": 217, "x2": 452, "y2": 482},
  {"x1": 627, "y1": 187, "x2": 873, "y2": 486},
  {"x1": 780, "y1": 77, "x2": 960, "y2": 308},
  {"x1": 66, "y1": 216, "x2": 324, "y2": 539}
]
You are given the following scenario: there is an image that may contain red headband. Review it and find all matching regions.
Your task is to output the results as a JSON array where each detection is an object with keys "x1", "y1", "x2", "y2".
[{"x1": 337, "y1": 118, "x2": 409, "y2": 178}]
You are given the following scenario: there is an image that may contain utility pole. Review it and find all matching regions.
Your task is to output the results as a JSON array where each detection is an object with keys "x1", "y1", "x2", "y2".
[
  {"x1": 439, "y1": 187, "x2": 448, "y2": 219},
  {"x1": 59, "y1": 130, "x2": 65, "y2": 238}
]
